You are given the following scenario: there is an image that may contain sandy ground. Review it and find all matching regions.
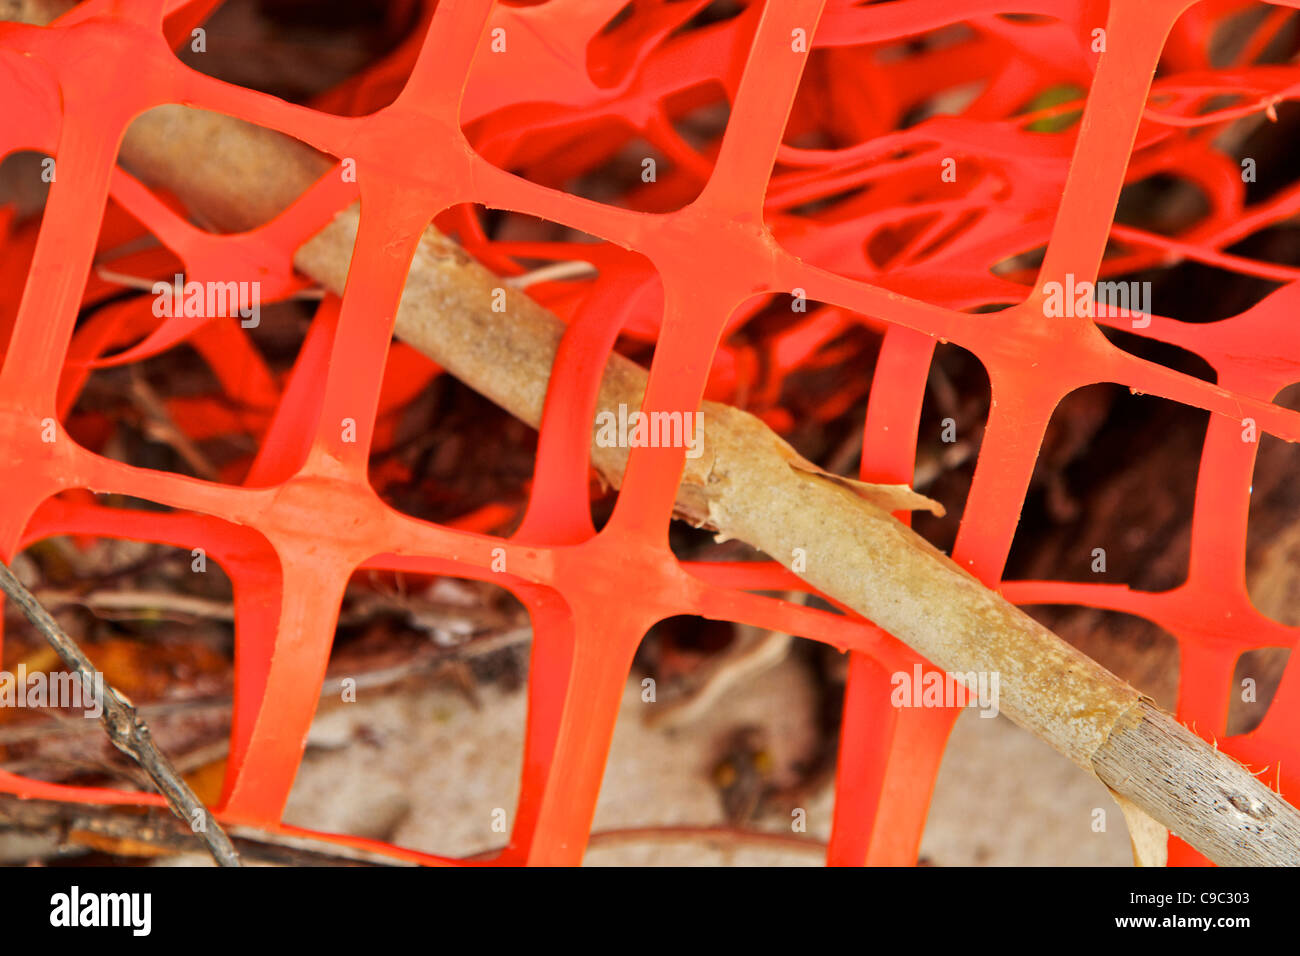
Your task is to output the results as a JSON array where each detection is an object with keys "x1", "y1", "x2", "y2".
[{"x1": 277, "y1": 650, "x2": 1135, "y2": 866}]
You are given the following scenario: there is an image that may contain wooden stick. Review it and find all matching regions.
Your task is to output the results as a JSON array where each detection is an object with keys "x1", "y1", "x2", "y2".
[
  {"x1": 467, "y1": 825, "x2": 829, "y2": 861},
  {"x1": 9, "y1": 1, "x2": 1300, "y2": 865},
  {"x1": 0, "y1": 793, "x2": 394, "y2": 866}
]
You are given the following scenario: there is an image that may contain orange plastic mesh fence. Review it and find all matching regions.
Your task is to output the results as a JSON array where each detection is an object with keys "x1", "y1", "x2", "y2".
[{"x1": 0, "y1": 0, "x2": 1298, "y2": 865}]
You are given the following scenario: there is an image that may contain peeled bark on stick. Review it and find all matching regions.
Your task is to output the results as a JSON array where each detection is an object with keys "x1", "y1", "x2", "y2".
[{"x1": 9, "y1": 1, "x2": 1300, "y2": 866}]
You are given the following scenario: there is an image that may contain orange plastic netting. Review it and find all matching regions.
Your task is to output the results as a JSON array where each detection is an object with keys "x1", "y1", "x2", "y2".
[{"x1": 0, "y1": 0, "x2": 1298, "y2": 865}]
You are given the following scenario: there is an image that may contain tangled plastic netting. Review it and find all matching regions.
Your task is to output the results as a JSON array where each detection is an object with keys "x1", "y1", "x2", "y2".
[{"x1": 1, "y1": 0, "x2": 1299, "y2": 865}]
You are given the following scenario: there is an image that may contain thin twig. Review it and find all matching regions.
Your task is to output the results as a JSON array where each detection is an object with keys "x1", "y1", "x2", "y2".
[
  {"x1": 0, "y1": 560, "x2": 241, "y2": 867},
  {"x1": 646, "y1": 594, "x2": 801, "y2": 730},
  {"x1": 464, "y1": 825, "x2": 828, "y2": 861},
  {"x1": 586, "y1": 825, "x2": 828, "y2": 857},
  {"x1": 505, "y1": 260, "x2": 598, "y2": 289},
  {"x1": 31, "y1": 587, "x2": 236, "y2": 622},
  {"x1": 0, "y1": 794, "x2": 397, "y2": 866},
  {"x1": 128, "y1": 369, "x2": 222, "y2": 481},
  {"x1": 20, "y1": 583, "x2": 524, "y2": 635}
]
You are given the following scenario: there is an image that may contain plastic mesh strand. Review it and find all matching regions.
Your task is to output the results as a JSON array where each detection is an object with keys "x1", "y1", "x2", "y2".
[{"x1": 0, "y1": 0, "x2": 1297, "y2": 866}]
